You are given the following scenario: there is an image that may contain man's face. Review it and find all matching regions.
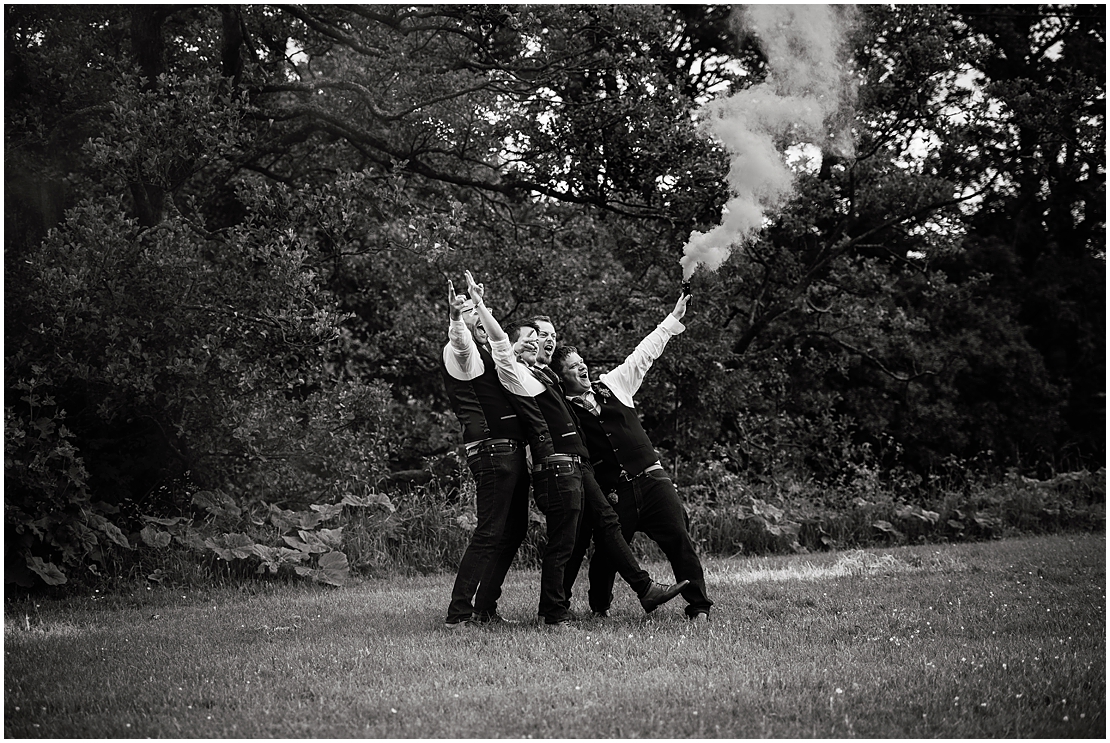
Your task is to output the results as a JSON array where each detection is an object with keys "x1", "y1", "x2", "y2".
[
  {"x1": 461, "y1": 306, "x2": 488, "y2": 346},
  {"x1": 557, "y1": 351, "x2": 591, "y2": 396},
  {"x1": 535, "y1": 320, "x2": 557, "y2": 365},
  {"x1": 513, "y1": 326, "x2": 539, "y2": 366}
]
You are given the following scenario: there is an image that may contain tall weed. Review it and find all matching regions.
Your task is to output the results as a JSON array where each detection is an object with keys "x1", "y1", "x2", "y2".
[
  {"x1": 681, "y1": 462, "x2": 1104, "y2": 557},
  {"x1": 11, "y1": 446, "x2": 1103, "y2": 594}
]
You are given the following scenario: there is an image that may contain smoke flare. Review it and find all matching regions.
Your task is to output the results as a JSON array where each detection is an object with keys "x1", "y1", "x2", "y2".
[{"x1": 680, "y1": 5, "x2": 857, "y2": 280}]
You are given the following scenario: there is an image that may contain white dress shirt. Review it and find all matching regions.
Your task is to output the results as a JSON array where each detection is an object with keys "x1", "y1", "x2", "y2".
[
  {"x1": 488, "y1": 337, "x2": 548, "y2": 398},
  {"x1": 442, "y1": 318, "x2": 485, "y2": 381},
  {"x1": 594, "y1": 314, "x2": 685, "y2": 408}
]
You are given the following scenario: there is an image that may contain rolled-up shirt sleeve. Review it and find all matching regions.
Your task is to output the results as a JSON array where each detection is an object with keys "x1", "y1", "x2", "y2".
[
  {"x1": 489, "y1": 337, "x2": 547, "y2": 397},
  {"x1": 599, "y1": 314, "x2": 685, "y2": 408},
  {"x1": 443, "y1": 318, "x2": 484, "y2": 381}
]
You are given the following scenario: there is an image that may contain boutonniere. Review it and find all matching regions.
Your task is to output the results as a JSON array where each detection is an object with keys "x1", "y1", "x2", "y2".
[{"x1": 595, "y1": 384, "x2": 612, "y2": 401}]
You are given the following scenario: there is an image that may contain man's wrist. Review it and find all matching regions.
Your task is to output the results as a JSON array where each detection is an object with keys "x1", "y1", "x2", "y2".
[{"x1": 662, "y1": 314, "x2": 685, "y2": 332}]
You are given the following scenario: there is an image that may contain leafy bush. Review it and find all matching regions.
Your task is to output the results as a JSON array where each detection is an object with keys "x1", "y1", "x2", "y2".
[
  {"x1": 138, "y1": 498, "x2": 358, "y2": 587},
  {"x1": 4, "y1": 176, "x2": 346, "y2": 576},
  {"x1": 683, "y1": 465, "x2": 1105, "y2": 558},
  {"x1": 4, "y1": 371, "x2": 129, "y2": 587},
  {"x1": 12, "y1": 469, "x2": 551, "y2": 593}
]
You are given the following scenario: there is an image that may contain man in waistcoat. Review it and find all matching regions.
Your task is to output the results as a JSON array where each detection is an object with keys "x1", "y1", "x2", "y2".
[
  {"x1": 440, "y1": 280, "x2": 530, "y2": 629},
  {"x1": 462, "y1": 271, "x2": 687, "y2": 627},
  {"x1": 552, "y1": 292, "x2": 713, "y2": 624}
]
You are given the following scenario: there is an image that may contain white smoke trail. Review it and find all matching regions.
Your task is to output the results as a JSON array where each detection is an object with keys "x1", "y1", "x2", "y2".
[{"x1": 680, "y1": 5, "x2": 857, "y2": 280}]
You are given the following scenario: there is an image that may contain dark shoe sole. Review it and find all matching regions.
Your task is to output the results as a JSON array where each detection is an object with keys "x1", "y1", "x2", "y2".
[{"x1": 640, "y1": 579, "x2": 691, "y2": 612}]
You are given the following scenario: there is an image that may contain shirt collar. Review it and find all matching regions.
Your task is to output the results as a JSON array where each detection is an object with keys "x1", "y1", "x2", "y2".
[{"x1": 567, "y1": 387, "x2": 595, "y2": 402}]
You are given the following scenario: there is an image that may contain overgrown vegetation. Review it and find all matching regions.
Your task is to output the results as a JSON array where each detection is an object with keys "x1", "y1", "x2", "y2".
[{"x1": 7, "y1": 454, "x2": 1101, "y2": 596}]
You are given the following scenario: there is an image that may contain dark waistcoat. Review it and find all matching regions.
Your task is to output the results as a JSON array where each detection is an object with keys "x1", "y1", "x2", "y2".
[
  {"x1": 505, "y1": 369, "x2": 588, "y2": 461},
  {"x1": 442, "y1": 345, "x2": 526, "y2": 444},
  {"x1": 573, "y1": 383, "x2": 658, "y2": 490}
]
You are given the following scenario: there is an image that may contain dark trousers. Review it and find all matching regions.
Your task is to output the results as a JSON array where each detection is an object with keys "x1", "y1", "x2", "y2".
[
  {"x1": 446, "y1": 440, "x2": 529, "y2": 623},
  {"x1": 562, "y1": 463, "x2": 652, "y2": 609},
  {"x1": 534, "y1": 461, "x2": 651, "y2": 623},
  {"x1": 530, "y1": 460, "x2": 583, "y2": 623},
  {"x1": 571, "y1": 468, "x2": 712, "y2": 618}
]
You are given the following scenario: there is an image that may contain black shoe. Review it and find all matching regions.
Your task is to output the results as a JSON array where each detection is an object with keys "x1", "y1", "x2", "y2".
[
  {"x1": 473, "y1": 611, "x2": 517, "y2": 625},
  {"x1": 590, "y1": 610, "x2": 609, "y2": 619},
  {"x1": 639, "y1": 580, "x2": 690, "y2": 613}
]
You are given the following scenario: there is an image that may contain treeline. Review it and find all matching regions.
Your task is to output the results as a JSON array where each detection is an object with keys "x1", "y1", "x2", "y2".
[{"x1": 5, "y1": 5, "x2": 1104, "y2": 589}]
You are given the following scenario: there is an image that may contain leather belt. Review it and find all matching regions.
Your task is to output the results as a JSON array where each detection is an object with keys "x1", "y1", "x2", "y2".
[
  {"x1": 619, "y1": 462, "x2": 664, "y2": 481},
  {"x1": 533, "y1": 453, "x2": 581, "y2": 472},
  {"x1": 465, "y1": 438, "x2": 517, "y2": 456}
]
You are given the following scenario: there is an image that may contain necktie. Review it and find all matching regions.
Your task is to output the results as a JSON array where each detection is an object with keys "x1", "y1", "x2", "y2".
[
  {"x1": 537, "y1": 366, "x2": 560, "y2": 386},
  {"x1": 573, "y1": 391, "x2": 600, "y2": 416},
  {"x1": 530, "y1": 367, "x2": 552, "y2": 386}
]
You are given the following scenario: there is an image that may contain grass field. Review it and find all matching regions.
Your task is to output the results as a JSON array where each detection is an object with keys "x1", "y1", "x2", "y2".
[{"x1": 4, "y1": 533, "x2": 1105, "y2": 738}]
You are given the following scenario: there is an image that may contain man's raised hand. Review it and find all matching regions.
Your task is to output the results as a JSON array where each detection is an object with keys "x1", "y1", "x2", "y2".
[
  {"x1": 464, "y1": 270, "x2": 485, "y2": 304},
  {"x1": 447, "y1": 280, "x2": 469, "y2": 320},
  {"x1": 672, "y1": 291, "x2": 692, "y2": 321}
]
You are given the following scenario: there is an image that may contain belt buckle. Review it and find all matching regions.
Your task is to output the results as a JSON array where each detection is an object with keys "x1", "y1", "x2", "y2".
[
  {"x1": 467, "y1": 438, "x2": 509, "y2": 456},
  {"x1": 536, "y1": 459, "x2": 567, "y2": 474}
]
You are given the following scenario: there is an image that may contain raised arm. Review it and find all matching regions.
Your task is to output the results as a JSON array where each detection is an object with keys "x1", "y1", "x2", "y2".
[
  {"x1": 464, "y1": 270, "x2": 544, "y2": 397},
  {"x1": 443, "y1": 279, "x2": 483, "y2": 380},
  {"x1": 464, "y1": 270, "x2": 507, "y2": 343},
  {"x1": 599, "y1": 293, "x2": 689, "y2": 406}
]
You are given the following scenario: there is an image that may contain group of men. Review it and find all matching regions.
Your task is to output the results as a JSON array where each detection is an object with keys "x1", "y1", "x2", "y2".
[{"x1": 441, "y1": 270, "x2": 712, "y2": 629}]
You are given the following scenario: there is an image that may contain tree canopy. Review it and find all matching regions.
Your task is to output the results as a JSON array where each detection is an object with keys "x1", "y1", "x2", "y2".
[{"x1": 5, "y1": 4, "x2": 1104, "y2": 586}]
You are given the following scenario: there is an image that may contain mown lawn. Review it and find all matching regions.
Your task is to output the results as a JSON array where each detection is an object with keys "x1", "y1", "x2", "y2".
[{"x1": 4, "y1": 533, "x2": 1105, "y2": 738}]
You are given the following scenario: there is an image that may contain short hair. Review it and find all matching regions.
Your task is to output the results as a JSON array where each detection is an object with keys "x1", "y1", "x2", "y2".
[
  {"x1": 504, "y1": 320, "x2": 539, "y2": 344},
  {"x1": 550, "y1": 344, "x2": 579, "y2": 375},
  {"x1": 531, "y1": 315, "x2": 553, "y2": 326}
]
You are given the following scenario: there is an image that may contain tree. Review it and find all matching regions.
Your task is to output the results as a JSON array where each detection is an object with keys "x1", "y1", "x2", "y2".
[
  {"x1": 640, "y1": 5, "x2": 1102, "y2": 478},
  {"x1": 5, "y1": 5, "x2": 1103, "y2": 587}
]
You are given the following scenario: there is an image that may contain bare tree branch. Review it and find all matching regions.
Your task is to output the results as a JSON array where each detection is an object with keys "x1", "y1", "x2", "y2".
[{"x1": 802, "y1": 331, "x2": 938, "y2": 383}]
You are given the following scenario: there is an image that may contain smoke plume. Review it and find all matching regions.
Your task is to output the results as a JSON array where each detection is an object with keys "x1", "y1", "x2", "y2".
[{"x1": 680, "y1": 5, "x2": 857, "y2": 280}]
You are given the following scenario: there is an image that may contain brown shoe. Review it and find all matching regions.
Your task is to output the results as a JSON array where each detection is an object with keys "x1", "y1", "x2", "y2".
[
  {"x1": 473, "y1": 612, "x2": 518, "y2": 626},
  {"x1": 444, "y1": 619, "x2": 475, "y2": 630},
  {"x1": 639, "y1": 580, "x2": 690, "y2": 613},
  {"x1": 545, "y1": 617, "x2": 578, "y2": 631}
]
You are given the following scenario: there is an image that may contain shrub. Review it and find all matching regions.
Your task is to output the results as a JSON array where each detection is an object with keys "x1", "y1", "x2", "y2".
[{"x1": 682, "y1": 464, "x2": 1104, "y2": 557}]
